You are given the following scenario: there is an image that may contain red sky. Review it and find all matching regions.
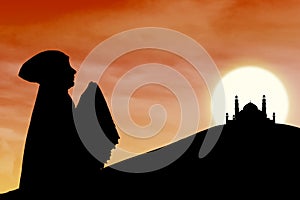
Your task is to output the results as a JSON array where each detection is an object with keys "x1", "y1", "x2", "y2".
[{"x1": 1, "y1": 0, "x2": 300, "y2": 192}]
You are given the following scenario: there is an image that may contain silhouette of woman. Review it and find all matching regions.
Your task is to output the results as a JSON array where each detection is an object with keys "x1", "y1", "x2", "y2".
[
  {"x1": 17, "y1": 50, "x2": 120, "y2": 197},
  {"x1": 18, "y1": 50, "x2": 99, "y2": 195}
]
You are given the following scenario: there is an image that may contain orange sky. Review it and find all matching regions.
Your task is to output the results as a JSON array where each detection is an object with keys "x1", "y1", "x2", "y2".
[{"x1": 1, "y1": 0, "x2": 300, "y2": 193}]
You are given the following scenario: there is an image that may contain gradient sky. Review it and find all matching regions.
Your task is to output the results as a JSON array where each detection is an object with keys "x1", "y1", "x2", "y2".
[{"x1": 1, "y1": 0, "x2": 300, "y2": 193}]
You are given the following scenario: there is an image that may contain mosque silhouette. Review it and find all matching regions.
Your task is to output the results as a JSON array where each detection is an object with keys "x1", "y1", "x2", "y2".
[{"x1": 225, "y1": 95, "x2": 275, "y2": 125}]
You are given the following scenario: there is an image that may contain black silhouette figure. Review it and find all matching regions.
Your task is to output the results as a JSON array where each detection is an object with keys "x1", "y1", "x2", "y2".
[
  {"x1": 17, "y1": 50, "x2": 84, "y2": 195},
  {"x1": 0, "y1": 50, "x2": 120, "y2": 198}
]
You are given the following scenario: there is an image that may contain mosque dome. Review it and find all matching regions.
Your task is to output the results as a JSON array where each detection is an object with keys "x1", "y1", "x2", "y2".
[{"x1": 243, "y1": 102, "x2": 258, "y2": 112}]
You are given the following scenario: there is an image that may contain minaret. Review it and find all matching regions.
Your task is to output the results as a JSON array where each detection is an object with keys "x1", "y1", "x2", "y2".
[
  {"x1": 226, "y1": 113, "x2": 229, "y2": 124},
  {"x1": 262, "y1": 95, "x2": 267, "y2": 118},
  {"x1": 235, "y1": 95, "x2": 239, "y2": 119},
  {"x1": 273, "y1": 112, "x2": 276, "y2": 123}
]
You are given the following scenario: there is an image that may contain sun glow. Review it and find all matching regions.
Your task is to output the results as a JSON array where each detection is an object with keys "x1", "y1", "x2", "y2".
[{"x1": 212, "y1": 66, "x2": 289, "y2": 125}]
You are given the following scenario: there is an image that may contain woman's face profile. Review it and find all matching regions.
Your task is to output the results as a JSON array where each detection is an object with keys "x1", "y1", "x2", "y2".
[{"x1": 60, "y1": 58, "x2": 77, "y2": 89}]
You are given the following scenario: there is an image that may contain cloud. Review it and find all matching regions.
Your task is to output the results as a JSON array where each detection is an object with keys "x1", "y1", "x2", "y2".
[{"x1": 0, "y1": 128, "x2": 24, "y2": 141}]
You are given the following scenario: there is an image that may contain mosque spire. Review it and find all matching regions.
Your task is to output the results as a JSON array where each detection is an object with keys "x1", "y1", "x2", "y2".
[
  {"x1": 262, "y1": 95, "x2": 267, "y2": 118},
  {"x1": 235, "y1": 95, "x2": 239, "y2": 119}
]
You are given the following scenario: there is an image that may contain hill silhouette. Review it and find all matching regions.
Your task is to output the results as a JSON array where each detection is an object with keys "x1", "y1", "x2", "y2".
[{"x1": 101, "y1": 122, "x2": 300, "y2": 194}]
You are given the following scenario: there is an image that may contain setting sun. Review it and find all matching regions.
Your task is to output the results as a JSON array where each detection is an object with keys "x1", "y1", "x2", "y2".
[{"x1": 212, "y1": 66, "x2": 289, "y2": 125}]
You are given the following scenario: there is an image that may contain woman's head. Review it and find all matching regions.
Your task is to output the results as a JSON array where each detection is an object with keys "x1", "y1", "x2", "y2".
[{"x1": 19, "y1": 50, "x2": 76, "y2": 89}]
